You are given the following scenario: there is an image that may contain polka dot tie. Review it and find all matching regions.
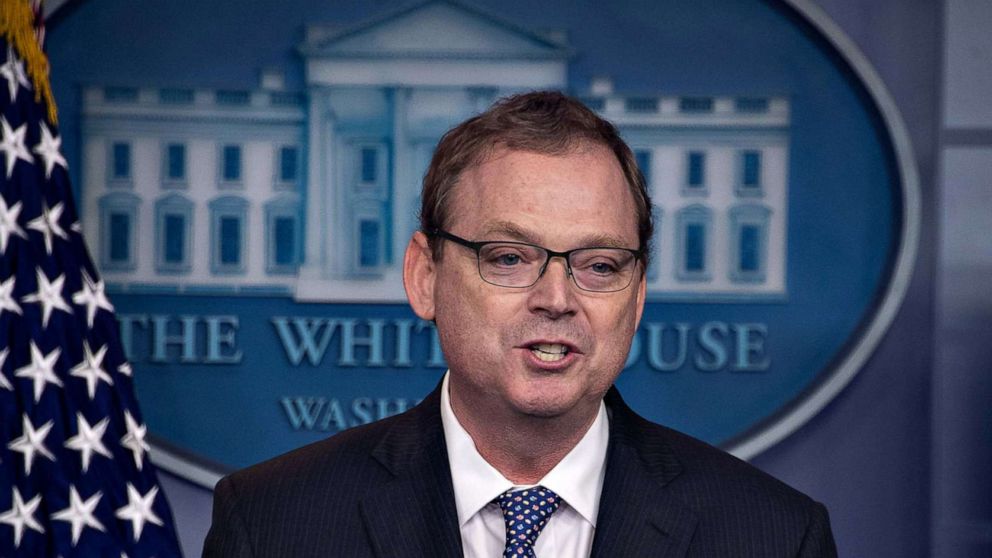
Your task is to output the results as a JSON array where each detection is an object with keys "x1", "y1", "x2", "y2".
[{"x1": 496, "y1": 486, "x2": 562, "y2": 557}]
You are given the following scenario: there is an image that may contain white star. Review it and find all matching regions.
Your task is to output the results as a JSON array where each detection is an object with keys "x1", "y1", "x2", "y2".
[
  {"x1": 120, "y1": 411, "x2": 150, "y2": 471},
  {"x1": 0, "y1": 46, "x2": 31, "y2": 102},
  {"x1": 0, "y1": 195, "x2": 26, "y2": 254},
  {"x1": 0, "y1": 275, "x2": 22, "y2": 318},
  {"x1": 26, "y1": 201, "x2": 67, "y2": 255},
  {"x1": 0, "y1": 348, "x2": 11, "y2": 391},
  {"x1": 118, "y1": 362, "x2": 133, "y2": 377},
  {"x1": 0, "y1": 115, "x2": 33, "y2": 178},
  {"x1": 0, "y1": 487, "x2": 44, "y2": 548},
  {"x1": 7, "y1": 414, "x2": 55, "y2": 475},
  {"x1": 64, "y1": 412, "x2": 112, "y2": 472},
  {"x1": 51, "y1": 486, "x2": 106, "y2": 546},
  {"x1": 32, "y1": 122, "x2": 67, "y2": 180},
  {"x1": 14, "y1": 341, "x2": 62, "y2": 402},
  {"x1": 70, "y1": 341, "x2": 113, "y2": 400},
  {"x1": 21, "y1": 267, "x2": 72, "y2": 328},
  {"x1": 115, "y1": 484, "x2": 163, "y2": 542},
  {"x1": 72, "y1": 270, "x2": 114, "y2": 328}
]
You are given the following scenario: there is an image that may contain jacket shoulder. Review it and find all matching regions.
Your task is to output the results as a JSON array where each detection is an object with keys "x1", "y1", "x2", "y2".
[
  {"x1": 203, "y1": 408, "x2": 423, "y2": 557},
  {"x1": 658, "y1": 422, "x2": 819, "y2": 508},
  {"x1": 605, "y1": 391, "x2": 836, "y2": 556},
  {"x1": 216, "y1": 406, "x2": 416, "y2": 511},
  {"x1": 609, "y1": 389, "x2": 820, "y2": 511}
]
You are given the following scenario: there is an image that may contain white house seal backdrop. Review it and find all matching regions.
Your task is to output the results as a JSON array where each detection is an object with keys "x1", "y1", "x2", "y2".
[{"x1": 45, "y1": 0, "x2": 916, "y2": 487}]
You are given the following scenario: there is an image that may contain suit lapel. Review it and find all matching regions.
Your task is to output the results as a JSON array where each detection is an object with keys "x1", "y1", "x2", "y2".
[
  {"x1": 590, "y1": 389, "x2": 698, "y2": 558},
  {"x1": 358, "y1": 385, "x2": 698, "y2": 557},
  {"x1": 360, "y1": 386, "x2": 463, "y2": 558}
]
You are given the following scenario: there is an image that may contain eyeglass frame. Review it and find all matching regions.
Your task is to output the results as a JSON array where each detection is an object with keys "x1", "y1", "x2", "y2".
[{"x1": 429, "y1": 228, "x2": 645, "y2": 293}]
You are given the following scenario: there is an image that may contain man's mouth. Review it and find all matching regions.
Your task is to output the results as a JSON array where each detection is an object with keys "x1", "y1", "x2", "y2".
[{"x1": 529, "y1": 343, "x2": 570, "y2": 363}]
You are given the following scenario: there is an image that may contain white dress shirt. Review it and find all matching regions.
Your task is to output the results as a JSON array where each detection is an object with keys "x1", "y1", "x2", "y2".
[{"x1": 440, "y1": 373, "x2": 609, "y2": 558}]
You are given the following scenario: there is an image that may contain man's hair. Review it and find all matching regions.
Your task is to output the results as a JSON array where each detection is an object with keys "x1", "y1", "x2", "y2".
[{"x1": 419, "y1": 90, "x2": 653, "y2": 267}]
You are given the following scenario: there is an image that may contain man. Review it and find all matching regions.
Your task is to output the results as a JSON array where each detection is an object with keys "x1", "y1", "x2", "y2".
[{"x1": 203, "y1": 91, "x2": 837, "y2": 557}]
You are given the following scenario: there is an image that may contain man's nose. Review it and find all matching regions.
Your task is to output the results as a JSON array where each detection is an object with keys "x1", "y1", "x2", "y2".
[{"x1": 527, "y1": 257, "x2": 577, "y2": 319}]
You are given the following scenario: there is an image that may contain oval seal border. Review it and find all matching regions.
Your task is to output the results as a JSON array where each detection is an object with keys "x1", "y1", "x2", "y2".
[
  {"x1": 723, "y1": 0, "x2": 920, "y2": 460},
  {"x1": 46, "y1": 0, "x2": 920, "y2": 488}
]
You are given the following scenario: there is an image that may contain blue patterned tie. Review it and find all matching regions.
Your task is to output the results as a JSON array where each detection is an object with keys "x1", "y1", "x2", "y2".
[{"x1": 496, "y1": 486, "x2": 562, "y2": 557}]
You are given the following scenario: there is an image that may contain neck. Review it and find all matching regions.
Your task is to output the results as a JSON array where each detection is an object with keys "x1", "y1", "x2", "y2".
[{"x1": 449, "y1": 389, "x2": 600, "y2": 485}]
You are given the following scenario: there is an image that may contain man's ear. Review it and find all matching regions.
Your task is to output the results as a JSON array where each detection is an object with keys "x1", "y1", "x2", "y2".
[
  {"x1": 634, "y1": 269, "x2": 647, "y2": 330},
  {"x1": 403, "y1": 231, "x2": 437, "y2": 320}
]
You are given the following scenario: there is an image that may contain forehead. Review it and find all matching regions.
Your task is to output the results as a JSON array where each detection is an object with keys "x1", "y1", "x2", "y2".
[{"x1": 446, "y1": 145, "x2": 639, "y2": 248}]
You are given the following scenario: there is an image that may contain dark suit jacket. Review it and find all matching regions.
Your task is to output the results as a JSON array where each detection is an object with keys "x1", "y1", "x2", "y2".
[{"x1": 203, "y1": 386, "x2": 837, "y2": 557}]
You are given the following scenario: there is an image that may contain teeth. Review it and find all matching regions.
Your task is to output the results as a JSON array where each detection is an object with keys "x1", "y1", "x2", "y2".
[
  {"x1": 530, "y1": 344, "x2": 568, "y2": 362},
  {"x1": 534, "y1": 351, "x2": 564, "y2": 362}
]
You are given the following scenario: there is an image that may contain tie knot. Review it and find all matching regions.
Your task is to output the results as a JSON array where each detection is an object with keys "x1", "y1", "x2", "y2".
[{"x1": 496, "y1": 486, "x2": 562, "y2": 557}]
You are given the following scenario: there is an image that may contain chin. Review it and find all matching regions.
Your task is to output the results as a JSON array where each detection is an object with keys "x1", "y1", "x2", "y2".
[
  {"x1": 509, "y1": 389, "x2": 582, "y2": 419},
  {"x1": 516, "y1": 406, "x2": 570, "y2": 420}
]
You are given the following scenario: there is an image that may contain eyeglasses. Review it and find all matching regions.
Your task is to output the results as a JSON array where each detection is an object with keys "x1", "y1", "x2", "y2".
[{"x1": 431, "y1": 229, "x2": 643, "y2": 293}]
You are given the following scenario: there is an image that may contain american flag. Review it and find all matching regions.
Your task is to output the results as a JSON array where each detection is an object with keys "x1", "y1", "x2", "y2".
[{"x1": 0, "y1": 1, "x2": 183, "y2": 556}]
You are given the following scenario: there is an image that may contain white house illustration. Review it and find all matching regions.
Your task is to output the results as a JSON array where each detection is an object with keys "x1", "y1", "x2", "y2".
[{"x1": 80, "y1": 0, "x2": 789, "y2": 303}]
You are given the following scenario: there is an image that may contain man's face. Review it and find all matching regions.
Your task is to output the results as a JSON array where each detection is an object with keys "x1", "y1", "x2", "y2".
[{"x1": 404, "y1": 144, "x2": 646, "y2": 425}]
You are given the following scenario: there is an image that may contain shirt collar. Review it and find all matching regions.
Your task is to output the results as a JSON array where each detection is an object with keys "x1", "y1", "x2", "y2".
[{"x1": 440, "y1": 372, "x2": 609, "y2": 527}]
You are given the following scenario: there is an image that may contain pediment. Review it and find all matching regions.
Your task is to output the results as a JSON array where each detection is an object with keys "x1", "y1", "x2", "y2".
[{"x1": 302, "y1": 0, "x2": 569, "y2": 60}]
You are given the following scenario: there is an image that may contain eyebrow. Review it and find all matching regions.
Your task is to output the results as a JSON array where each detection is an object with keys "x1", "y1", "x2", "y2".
[
  {"x1": 478, "y1": 220, "x2": 537, "y2": 242},
  {"x1": 477, "y1": 220, "x2": 635, "y2": 249}
]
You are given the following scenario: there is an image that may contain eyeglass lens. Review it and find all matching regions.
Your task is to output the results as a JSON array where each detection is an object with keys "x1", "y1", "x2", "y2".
[{"x1": 477, "y1": 243, "x2": 636, "y2": 292}]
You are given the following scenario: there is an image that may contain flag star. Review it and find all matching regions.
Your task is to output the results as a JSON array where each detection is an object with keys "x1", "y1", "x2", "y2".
[
  {"x1": 7, "y1": 414, "x2": 55, "y2": 475},
  {"x1": 0, "y1": 274, "x2": 22, "y2": 318},
  {"x1": 21, "y1": 267, "x2": 72, "y2": 328},
  {"x1": 72, "y1": 270, "x2": 114, "y2": 328},
  {"x1": 70, "y1": 341, "x2": 114, "y2": 399},
  {"x1": 120, "y1": 410, "x2": 150, "y2": 471},
  {"x1": 0, "y1": 195, "x2": 26, "y2": 254},
  {"x1": 33, "y1": 121, "x2": 68, "y2": 179},
  {"x1": 0, "y1": 348, "x2": 11, "y2": 391},
  {"x1": 115, "y1": 484, "x2": 163, "y2": 542},
  {"x1": 0, "y1": 487, "x2": 44, "y2": 548},
  {"x1": 0, "y1": 115, "x2": 33, "y2": 178},
  {"x1": 118, "y1": 362, "x2": 133, "y2": 377},
  {"x1": 14, "y1": 341, "x2": 63, "y2": 402},
  {"x1": 64, "y1": 412, "x2": 112, "y2": 472},
  {"x1": 51, "y1": 486, "x2": 106, "y2": 546},
  {"x1": 0, "y1": 46, "x2": 31, "y2": 102},
  {"x1": 26, "y1": 201, "x2": 67, "y2": 255}
]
